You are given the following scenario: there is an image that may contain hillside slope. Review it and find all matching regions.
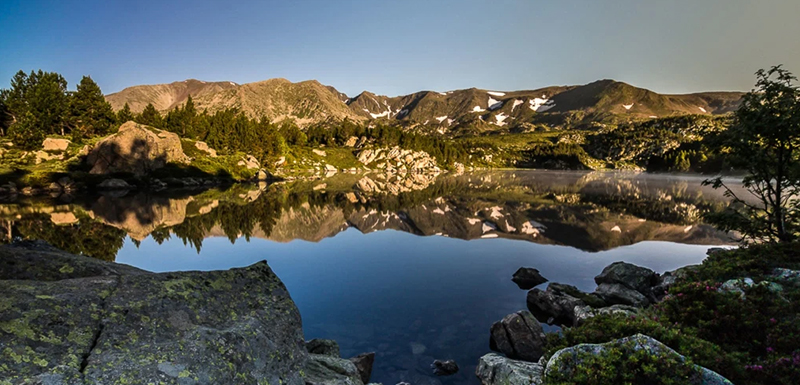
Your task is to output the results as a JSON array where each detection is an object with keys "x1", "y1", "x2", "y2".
[{"x1": 106, "y1": 78, "x2": 744, "y2": 131}]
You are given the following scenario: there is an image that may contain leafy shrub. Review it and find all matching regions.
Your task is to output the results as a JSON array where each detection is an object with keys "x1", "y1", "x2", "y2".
[{"x1": 546, "y1": 337, "x2": 701, "y2": 385}]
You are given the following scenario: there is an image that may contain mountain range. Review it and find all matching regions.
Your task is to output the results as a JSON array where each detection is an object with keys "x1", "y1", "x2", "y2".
[{"x1": 105, "y1": 78, "x2": 745, "y2": 131}]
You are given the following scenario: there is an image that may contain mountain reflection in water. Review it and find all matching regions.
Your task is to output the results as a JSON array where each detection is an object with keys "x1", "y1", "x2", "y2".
[
  {"x1": 1, "y1": 170, "x2": 743, "y2": 385},
  {"x1": 0, "y1": 170, "x2": 740, "y2": 260}
]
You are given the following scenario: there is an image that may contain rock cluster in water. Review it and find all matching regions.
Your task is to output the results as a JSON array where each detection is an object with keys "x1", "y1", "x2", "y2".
[{"x1": 476, "y1": 260, "x2": 735, "y2": 385}]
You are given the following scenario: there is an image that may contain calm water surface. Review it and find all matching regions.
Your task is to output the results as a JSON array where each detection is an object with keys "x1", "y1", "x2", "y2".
[{"x1": 3, "y1": 170, "x2": 742, "y2": 385}]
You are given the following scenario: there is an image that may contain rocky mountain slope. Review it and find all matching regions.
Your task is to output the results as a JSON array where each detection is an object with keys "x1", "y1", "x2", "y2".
[{"x1": 106, "y1": 78, "x2": 744, "y2": 130}]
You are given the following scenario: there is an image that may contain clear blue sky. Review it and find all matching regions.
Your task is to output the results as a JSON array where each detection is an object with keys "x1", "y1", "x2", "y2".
[{"x1": 2, "y1": 0, "x2": 799, "y2": 96}]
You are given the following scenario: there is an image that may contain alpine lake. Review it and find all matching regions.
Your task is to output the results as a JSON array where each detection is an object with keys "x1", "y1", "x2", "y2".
[{"x1": 0, "y1": 170, "x2": 744, "y2": 385}]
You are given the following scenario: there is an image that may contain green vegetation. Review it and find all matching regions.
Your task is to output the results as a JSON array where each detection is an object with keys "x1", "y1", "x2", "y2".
[
  {"x1": 704, "y1": 66, "x2": 800, "y2": 243},
  {"x1": 544, "y1": 244, "x2": 800, "y2": 385}
]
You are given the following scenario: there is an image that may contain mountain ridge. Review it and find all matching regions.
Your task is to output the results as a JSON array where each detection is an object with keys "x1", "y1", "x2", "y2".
[{"x1": 105, "y1": 78, "x2": 745, "y2": 130}]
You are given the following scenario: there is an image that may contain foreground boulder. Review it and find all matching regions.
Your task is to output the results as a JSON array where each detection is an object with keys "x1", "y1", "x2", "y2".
[
  {"x1": 545, "y1": 334, "x2": 733, "y2": 385},
  {"x1": 511, "y1": 267, "x2": 548, "y2": 290},
  {"x1": 476, "y1": 353, "x2": 544, "y2": 385},
  {"x1": 489, "y1": 311, "x2": 546, "y2": 362},
  {"x1": 0, "y1": 243, "x2": 307, "y2": 385},
  {"x1": 86, "y1": 121, "x2": 189, "y2": 176}
]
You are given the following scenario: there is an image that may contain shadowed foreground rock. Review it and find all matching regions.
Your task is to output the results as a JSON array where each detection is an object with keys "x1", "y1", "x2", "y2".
[{"x1": 0, "y1": 243, "x2": 311, "y2": 385}]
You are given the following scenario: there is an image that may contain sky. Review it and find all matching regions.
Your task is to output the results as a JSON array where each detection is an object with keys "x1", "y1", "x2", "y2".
[{"x1": 2, "y1": 0, "x2": 799, "y2": 97}]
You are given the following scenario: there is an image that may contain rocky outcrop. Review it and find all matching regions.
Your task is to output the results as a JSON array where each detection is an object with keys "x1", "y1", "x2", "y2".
[
  {"x1": 85, "y1": 121, "x2": 189, "y2": 176},
  {"x1": 0, "y1": 243, "x2": 307, "y2": 385},
  {"x1": 357, "y1": 146, "x2": 440, "y2": 173},
  {"x1": 511, "y1": 267, "x2": 548, "y2": 290},
  {"x1": 489, "y1": 311, "x2": 547, "y2": 362},
  {"x1": 573, "y1": 304, "x2": 638, "y2": 326},
  {"x1": 545, "y1": 334, "x2": 733, "y2": 385},
  {"x1": 476, "y1": 353, "x2": 544, "y2": 385}
]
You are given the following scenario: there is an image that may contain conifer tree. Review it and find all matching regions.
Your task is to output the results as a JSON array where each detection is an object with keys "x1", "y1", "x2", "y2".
[
  {"x1": 117, "y1": 103, "x2": 134, "y2": 124},
  {"x1": 1, "y1": 70, "x2": 70, "y2": 148},
  {"x1": 136, "y1": 103, "x2": 163, "y2": 128},
  {"x1": 69, "y1": 76, "x2": 115, "y2": 139}
]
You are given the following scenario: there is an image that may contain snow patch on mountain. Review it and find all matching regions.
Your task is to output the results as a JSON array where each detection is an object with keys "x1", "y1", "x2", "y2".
[
  {"x1": 487, "y1": 91, "x2": 506, "y2": 97},
  {"x1": 512, "y1": 99, "x2": 524, "y2": 111},
  {"x1": 493, "y1": 113, "x2": 508, "y2": 126},
  {"x1": 488, "y1": 97, "x2": 503, "y2": 110},
  {"x1": 698, "y1": 106, "x2": 707, "y2": 113},
  {"x1": 436, "y1": 116, "x2": 448, "y2": 123},
  {"x1": 623, "y1": 103, "x2": 634, "y2": 110},
  {"x1": 529, "y1": 97, "x2": 555, "y2": 112},
  {"x1": 473, "y1": 106, "x2": 486, "y2": 112}
]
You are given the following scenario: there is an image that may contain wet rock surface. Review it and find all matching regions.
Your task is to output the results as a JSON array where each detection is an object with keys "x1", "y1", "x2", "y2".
[
  {"x1": 511, "y1": 267, "x2": 548, "y2": 290},
  {"x1": 489, "y1": 311, "x2": 546, "y2": 362},
  {"x1": 431, "y1": 359, "x2": 459, "y2": 376}
]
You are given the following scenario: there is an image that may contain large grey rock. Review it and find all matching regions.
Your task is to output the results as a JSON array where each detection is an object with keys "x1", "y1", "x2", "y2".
[
  {"x1": 0, "y1": 241, "x2": 147, "y2": 281},
  {"x1": 594, "y1": 283, "x2": 650, "y2": 307},
  {"x1": 489, "y1": 311, "x2": 546, "y2": 362},
  {"x1": 526, "y1": 284, "x2": 586, "y2": 326},
  {"x1": 307, "y1": 339, "x2": 341, "y2": 357},
  {"x1": 475, "y1": 353, "x2": 543, "y2": 385},
  {"x1": 594, "y1": 261, "x2": 658, "y2": 295},
  {"x1": 303, "y1": 354, "x2": 364, "y2": 385},
  {"x1": 545, "y1": 334, "x2": 732, "y2": 385},
  {"x1": 511, "y1": 267, "x2": 548, "y2": 290},
  {"x1": 0, "y1": 245, "x2": 307, "y2": 385}
]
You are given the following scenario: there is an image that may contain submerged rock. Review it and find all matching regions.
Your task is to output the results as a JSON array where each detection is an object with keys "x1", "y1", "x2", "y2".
[
  {"x1": 476, "y1": 353, "x2": 544, "y2": 385},
  {"x1": 431, "y1": 359, "x2": 459, "y2": 376},
  {"x1": 489, "y1": 311, "x2": 546, "y2": 362},
  {"x1": 544, "y1": 334, "x2": 733, "y2": 385},
  {"x1": 0, "y1": 243, "x2": 308, "y2": 385},
  {"x1": 511, "y1": 267, "x2": 548, "y2": 290}
]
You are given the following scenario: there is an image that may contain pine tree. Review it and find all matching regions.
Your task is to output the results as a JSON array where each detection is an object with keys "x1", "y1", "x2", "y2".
[
  {"x1": 136, "y1": 103, "x2": 163, "y2": 128},
  {"x1": 1, "y1": 70, "x2": 70, "y2": 148},
  {"x1": 69, "y1": 76, "x2": 115, "y2": 139},
  {"x1": 117, "y1": 103, "x2": 134, "y2": 124}
]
